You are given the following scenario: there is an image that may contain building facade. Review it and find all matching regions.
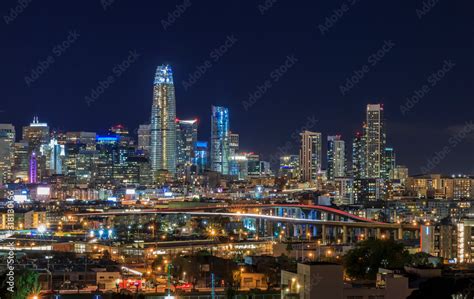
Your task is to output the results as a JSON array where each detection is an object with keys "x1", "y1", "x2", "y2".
[{"x1": 150, "y1": 65, "x2": 177, "y2": 176}]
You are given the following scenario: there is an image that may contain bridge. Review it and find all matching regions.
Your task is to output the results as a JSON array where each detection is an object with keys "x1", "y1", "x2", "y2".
[{"x1": 75, "y1": 204, "x2": 420, "y2": 244}]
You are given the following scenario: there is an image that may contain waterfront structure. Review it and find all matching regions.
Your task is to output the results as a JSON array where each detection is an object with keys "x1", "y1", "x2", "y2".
[
  {"x1": 299, "y1": 131, "x2": 322, "y2": 183},
  {"x1": 210, "y1": 106, "x2": 230, "y2": 175},
  {"x1": 327, "y1": 135, "x2": 346, "y2": 180},
  {"x1": 150, "y1": 65, "x2": 177, "y2": 175}
]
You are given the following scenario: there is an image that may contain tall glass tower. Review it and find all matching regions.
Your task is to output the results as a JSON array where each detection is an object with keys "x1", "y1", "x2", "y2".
[
  {"x1": 150, "y1": 65, "x2": 177, "y2": 175},
  {"x1": 211, "y1": 106, "x2": 230, "y2": 174},
  {"x1": 365, "y1": 104, "x2": 385, "y2": 178},
  {"x1": 299, "y1": 131, "x2": 322, "y2": 182},
  {"x1": 327, "y1": 135, "x2": 346, "y2": 180}
]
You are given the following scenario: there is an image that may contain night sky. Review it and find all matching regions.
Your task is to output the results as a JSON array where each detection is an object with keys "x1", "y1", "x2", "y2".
[{"x1": 0, "y1": 1, "x2": 472, "y2": 174}]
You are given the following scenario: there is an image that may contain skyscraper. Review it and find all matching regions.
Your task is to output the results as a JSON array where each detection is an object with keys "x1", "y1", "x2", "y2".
[
  {"x1": 299, "y1": 131, "x2": 322, "y2": 183},
  {"x1": 137, "y1": 124, "x2": 151, "y2": 155},
  {"x1": 22, "y1": 117, "x2": 50, "y2": 153},
  {"x1": 382, "y1": 147, "x2": 396, "y2": 180},
  {"x1": 327, "y1": 135, "x2": 346, "y2": 180},
  {"x1": 194, "y1": 141, "x2": 209, "y2": 174},
  {"x1": 229, "y1": 132, "x2": 239, "y2": 156},
  {"x1": 352, "y1": 131, "x2": 366, "y2": 203},
  {"x1": 211, "y1": 106, "x2": 230, "y2": 175},
  {"x1": 365, "y1": 104, "x2": 385, "y2": 178},
  {"x1": 176, "y1": 119, "x2": 198, "y2": 169},
  {"x1": 150, "y1": 65, "x2": 177, "y2": 175},
  {"x1": 0, "y1": 124, "x2": 15, "y2": 184}
]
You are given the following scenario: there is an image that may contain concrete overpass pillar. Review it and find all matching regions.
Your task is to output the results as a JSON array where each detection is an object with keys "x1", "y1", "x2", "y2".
[
  {"x1": 343, "y1": 225, "x2": 347, "y2": 244},
  {"x1": 376, "y1": 228, "x2": 381, "y2": 239},
  {"x1": 364, "y1": 228, "x2": 369, "y2": 239},
  {"x1": 398, "y1": 227, "x2": 403, "y2": 240},
  {"x1": 322, "y1": 224, "x2": 327, "y2": 244}
]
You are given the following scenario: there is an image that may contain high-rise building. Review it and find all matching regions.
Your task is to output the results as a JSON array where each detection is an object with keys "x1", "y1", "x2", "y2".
[
  {"x1": 211, "y1": 106, "x2": 230, "y2": 175},
  {"x1": 150, "y1": 65, "x2": 177, "y2": 175},
  {"x1": 137, "y1": 124, "x2": 151, "y2": 155},
  {"x1": 0, "y1": 124, "x2": 15, "y2": 184},
  {"x1": 299, "y1": 131, "x2": 322, "y2": 183},
  {"x1": 352, "y1": 131, "x2": 366, "y2": 203},
  {"x1": 40, "y1": 139, "x2": 65, "y2": 175},
  {"x1": 327, "y1": 135, "x2": 346, "y2": 180},
  {"x1": 229, "y1": 154, "x2": 248, "y2": 180},
  {"x1": 392, "y1": 165, "x2": 409, "y2": 184},
  {"x1": 382, "y1": 147, "x2": 396, "y2": 180},
  {"x1": 176, "y1": 119, "x2": 198, "y2": 171},
  {"x1": 229, "y1": 132, "x2": 239, "y2": 156},
  {"x1": 365, "y1": 104, "x2": 385, "y2": 178},
  {"x1": 13, "y1": 142, "x2": 29, "y2": 181},
  {"x1": 66, "y1": 132, "x2": 97, "y2": 150},
  {"x1": 22, "y1": 117, "x2": 50, "y2": 153},
  {"x1": 279, "y1": 155, "x2": 300, "y2": 179},
  {"x1": 194, "y1": 141, "x2": 209, "y2": 174}
]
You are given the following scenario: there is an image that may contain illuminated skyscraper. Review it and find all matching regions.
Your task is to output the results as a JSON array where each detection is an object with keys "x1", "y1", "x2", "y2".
[
  {"x1": 279, "y1": 155, "x2": 300, "y2": 179},
  {"x1": 299, "y1": 131, "x2": 322, "y2": 182},
  {"x1": 22, "y1": 116, "x2": 50, "y2": 153},
  {"x1": 365, "y1": 104, "x2": 385, "y2": 178},
  {"x1": 194, "y1": 141, "x2": 208, "y2": 174},
  {"x1": 137, "y1": 124, "x2": 151, "y2": 155},
  {"x1": 176, "y1": 119, "x2": 198, "y2": 169},
  {"x1": 352, "y1": 131, "x2": 366, "y2": 178},
  {"x1": 211, "y1": 106, "x2": 230, "y2": 174},
  {"x1": 229, "y1": 132, "x2": 239, "y2": 156},
  {"x1": 382, "y1": 147, "x2": 396, "y2": 180},
  {"x1": 0, "y1": 124, "x2": 15, "y2": 184},
  {"x1": 150, "y1": 65, "x2": 177, "y2": 175},
  {"x1": 327, "y1": 135, "x2": 346, "y2": 180}
]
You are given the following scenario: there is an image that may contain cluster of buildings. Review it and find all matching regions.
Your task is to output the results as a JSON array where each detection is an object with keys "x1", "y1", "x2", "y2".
[{"x1": 0, "y1": 65, "x2": 473, "y2": 208}]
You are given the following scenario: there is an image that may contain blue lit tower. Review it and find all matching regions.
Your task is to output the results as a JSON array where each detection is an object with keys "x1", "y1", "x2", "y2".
[
  {"x1": 150, "y1": 65, "x2": 177, "y2": 175},
  {"x1": 211, "y1": 106, "x2": 230, "y2": 175}
]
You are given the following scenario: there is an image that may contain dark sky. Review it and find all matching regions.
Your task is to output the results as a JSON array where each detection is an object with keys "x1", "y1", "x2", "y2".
[{"x1": 0, "y1": 1, "x2": 472, "y2": 174}]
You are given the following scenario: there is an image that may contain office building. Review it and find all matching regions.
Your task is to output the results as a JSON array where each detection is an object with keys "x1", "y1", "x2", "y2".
[
  {"x1": 210, "y1": 106, "x2": 230, "y2": 175},
  {"x1": 22, "y1": 117, "x2": 50, "y2": 153},
  {"x1": 327, "y1": 135, "x2": 345, "y2": 180},
  {"x1": 279, "y1": 155, "x2": 300, "y2": 179},
  {"x1": 299, "y1": 131, "x2": 322, "y2": 183},
  {"x1": 150, "y1": 65, "x2": 177, "y2": 175},
  {"x1": 176, "y1": 119, "x2": 198, "y2": 173},
  {"x1": 365, "y1": 104, "x2": 386, "y2": 178},
  {"x1": 137, "y1": 124, "x2": 151, "y2": 154},
  {"x1": 194, "y1": 141, "x2": 209, "y2": 174},
  {"x1": 0, "y1": 124, "x2": 15, "y2": 184}
]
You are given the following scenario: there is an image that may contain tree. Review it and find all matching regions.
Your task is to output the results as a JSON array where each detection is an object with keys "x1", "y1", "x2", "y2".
[
  {"x1": 409, "y1": 252, "x2": 437, "y2": 268},
  {"x1": 0, "y1": 269, "x2": 41, "y2": 299},
  {"x1": 343, "y1": 239, "x2": 410, "y2": 280}
]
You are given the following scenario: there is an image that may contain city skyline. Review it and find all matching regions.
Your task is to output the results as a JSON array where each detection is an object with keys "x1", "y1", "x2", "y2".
[{"x1": 0, "y1": 2, "x2": 472, "y2": 174}]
